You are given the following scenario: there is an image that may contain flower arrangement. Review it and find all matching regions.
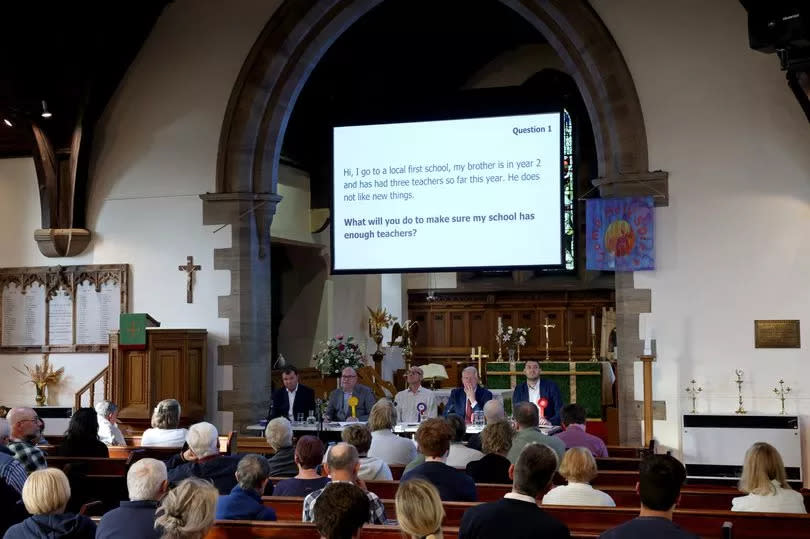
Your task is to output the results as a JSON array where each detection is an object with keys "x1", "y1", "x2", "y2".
[
  {"x1": 313, "y1": 334, "x2": 366, "y2": 375},
  {"x1": 14, "y1": 354, "x2": 64, "y2": 406},
  {"x1": 501, "y1": 325, "x2": 530, "y2": 351}
]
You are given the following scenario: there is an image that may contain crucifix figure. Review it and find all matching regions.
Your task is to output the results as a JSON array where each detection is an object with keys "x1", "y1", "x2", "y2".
[
  {"x1": 178, "y1": 256, "x2": 201, "y2": 304},
  {"x1": 543, "y1": 317, "x2": 556, "y2": 361}
]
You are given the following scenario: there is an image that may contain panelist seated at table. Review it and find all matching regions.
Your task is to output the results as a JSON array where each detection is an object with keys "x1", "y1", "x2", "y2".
[
  {"x1": 395, "y1": 366, "x2": 438, "y2": 422},
  {"x1": 444, "y1": 366, "x2": 492, "y2": 423},
  {"x1": 267, "y1": 365, "x2": 316, "y2": 421},
  {"x1": 324, "y1": 367, "x2": 376, "y2": 422},
  {"x1": 512, "y1": 359, "x2": 564, "y2": 426}
]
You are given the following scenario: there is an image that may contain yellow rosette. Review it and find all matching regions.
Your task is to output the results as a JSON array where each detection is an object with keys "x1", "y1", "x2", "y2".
[{"x1": 348, "y1": 395, "x2": 359, "y2": 418}]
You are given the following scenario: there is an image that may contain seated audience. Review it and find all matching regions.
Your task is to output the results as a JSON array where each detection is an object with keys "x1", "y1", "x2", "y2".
[
  {"x1": 404, "y1": 414, "x2": 484, "y2": 473},
  {"x1": 367, "y1": 399, "x2": 417, "y2": 466},
  {"x1": 56, "y1": 408, "x2": 109, "y2": 457},
  {"x1": 96, "y1": 458, "x2": 168, "y2": 539},
  {"x1": 303, "y1": 443, "x2": 387, "y2": 525},
  {"x1": 95, "y1": 400, "x2": 126, "y2": 446},
  {"x1": 599, "y1": 454, "x2": 699, "y2": 539},
  {"x1": 274, "y1": 435, "x2": 330, "y2": 496},
  {"x1": 155, "y1": 477, "x2": 218, "y2": 539},
  {"x1": 325, "y1": 367, "x2": 376, "y2": 422},
  {"x1": 466, "y1": 420, "x2": 514, "y2": 484},
  {"x1": 506, "y1": 402, "x2": 565, "y2": 464},
  {"x1": 396, "y1": 478, "x2": 445, "y2": 539},
  {"x1": 444, "y1": 367, "x2": 492, "y2": 423},
  {"x1": 731, "y1": 441, "x2": 806, "y2": 513},
  {"x1": 342, "y1": 423, "x2": 392, "y2": 480},
  {"x1": 542, "y1": 447, "x2": 615, "y2": 506},
  {"x1": 265, "y1": 417, "x2": 298, "y2": 477},
  {"x1": 6, "y1": 407, "x2": 47, "y2": 473},
  {"x1": 459, "y1": 443, "x2": 569, "y2": 539},
  {"x1": 216, "y1": 454, "x2": 276, "y2": 521},
  {"x1": 140, "y1": 399, "x2": 188, "y2": 447},
  {"x1": 312, "y1": 482, "x2": 370, "y2": 539},
  {"x1": 394, "y1": 366, "x2": 438, "y2": 422},
  {"x1": 0, "y1": 419, "x2": 26, "y2": 493},
  {"x1": 165, "y1": 422, "x2": 241, "y2": 494},
  {"x1": 402, "y1": 418, "x2": 476, "y2": 502},
  {"x1": 4, "y1": 468, "x2": 96, "y2": 539},
  {"x1": 554, "y1": 403, "x2": 608, "y2": 457},
  {"x1": 466, "y1": 399, "x2": 505, "y2": 451}
]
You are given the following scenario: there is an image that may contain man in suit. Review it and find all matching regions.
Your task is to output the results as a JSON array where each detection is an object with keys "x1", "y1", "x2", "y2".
[
  {"x1": 267, "y1": 365, "x2": 316, "y2": 421},
  {"x1": 459, "y1": 442, "x2": 570, "y2": 539},
  {"x1": 444, "y1": 366, "x2": 492, "y2": 424},
  {"x1": 324, "y1": 367, "x2": 376, "y2": 422},
  {"x1": 512, "y1": 359, "x2": 564, "y2": 426}
]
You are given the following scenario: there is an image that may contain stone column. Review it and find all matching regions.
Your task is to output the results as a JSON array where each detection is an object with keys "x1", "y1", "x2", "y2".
[{"x1": 201, "y1": 192, "x2": 282, "y2": 432}]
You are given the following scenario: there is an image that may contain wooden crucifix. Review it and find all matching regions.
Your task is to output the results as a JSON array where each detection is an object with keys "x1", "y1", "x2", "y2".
[{"x1": 178, "y1": 256, "x2": 201, "y2": 304}]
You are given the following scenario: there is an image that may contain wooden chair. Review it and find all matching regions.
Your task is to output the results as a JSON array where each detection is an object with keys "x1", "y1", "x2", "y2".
[{"x1": 357, "y1": 366, "x2": 397, "y2": 400}]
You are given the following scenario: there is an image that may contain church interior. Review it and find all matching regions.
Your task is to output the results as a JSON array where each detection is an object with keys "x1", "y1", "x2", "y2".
[{"x1": 1, "y1": 0, "x2": 810, "y2": 537}]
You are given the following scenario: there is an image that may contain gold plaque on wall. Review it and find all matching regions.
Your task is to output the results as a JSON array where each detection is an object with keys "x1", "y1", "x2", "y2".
[{"x1": 754, "y1": 320, "x2": 800, "y2": 348}]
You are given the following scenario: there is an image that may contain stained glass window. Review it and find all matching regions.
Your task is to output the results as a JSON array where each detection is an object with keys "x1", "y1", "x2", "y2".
[{"x1": 562, "y1": 109, "x2": 575, "y2": 270}]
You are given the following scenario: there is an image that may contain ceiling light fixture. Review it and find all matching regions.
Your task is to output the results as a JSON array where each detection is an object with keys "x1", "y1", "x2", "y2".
[
  {"x1": 3, "y1": 119, "x2": 11, "y2": 127},
  {"x1": 40, "y1": 100, "x2": 52, "y2": 118}
]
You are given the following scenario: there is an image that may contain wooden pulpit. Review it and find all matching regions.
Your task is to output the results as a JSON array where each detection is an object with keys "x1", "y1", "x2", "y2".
[{"x1": 108, "y1": 328, "x2": 207, "y2": 429}]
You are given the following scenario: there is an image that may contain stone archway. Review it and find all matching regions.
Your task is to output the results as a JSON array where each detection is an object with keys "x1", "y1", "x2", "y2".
[{"x1": 207, "y1": 0, "x2": 668, "y2": 442}]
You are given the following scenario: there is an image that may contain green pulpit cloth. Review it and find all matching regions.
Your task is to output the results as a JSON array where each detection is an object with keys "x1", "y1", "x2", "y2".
[
  {"x1": 487, "y1": 361, "x2": 606, "y2": 419},
  {"x1": 119, "y1": 313, "x2": 160, "y2": 349}
]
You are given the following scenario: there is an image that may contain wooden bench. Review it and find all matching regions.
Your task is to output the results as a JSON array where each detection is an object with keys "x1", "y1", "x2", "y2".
[
  {"x1": 40, "y1": 432, "x2": 235, "y2": 456},
  {"x1": 205, "y1": 521, "x2": 460, "y2": 538},
  {"x1": 46, "y1": 457, "x2": 130, "y2": 475}
]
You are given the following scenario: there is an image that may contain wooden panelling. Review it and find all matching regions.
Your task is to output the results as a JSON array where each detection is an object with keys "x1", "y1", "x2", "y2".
[
  {"x1": 449, "y1": 312, "x2": 466, "y2": 346},
  {"x1": 469, "y1": 311, "x2": 487, "y2": 349}
]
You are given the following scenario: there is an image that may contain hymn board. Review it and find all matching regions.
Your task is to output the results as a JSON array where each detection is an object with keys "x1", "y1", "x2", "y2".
[{"x1": 0, "y1": 264, "x2": 129, "y2": 353}]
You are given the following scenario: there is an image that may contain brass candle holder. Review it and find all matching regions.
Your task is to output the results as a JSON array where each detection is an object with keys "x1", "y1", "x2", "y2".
[
  {"x1": 773, "y1": 379, "x2": 791, "y2": 415},
  {"x1": 590, "y1": 331, "x2": 598, "y2": 362},
  {"x1": 566, "y1": 341, "x2": 573, "y2": 362},
  {"x1": 685, "y1": 379, "x2": 702, "y2": 414},
  {"x1": 734, "y1": 369, "x2": 746, "y2": 414}
]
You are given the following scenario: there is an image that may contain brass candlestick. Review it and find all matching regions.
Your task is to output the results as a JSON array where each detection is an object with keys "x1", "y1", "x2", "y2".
[
  {"x1": 566, "y1": 341, "x2": 573, "y2": 362},
  {"x1": 542, "y1": 317, "x2": 556, "y2": 361},
  {"x1": 685, "y1": 379, "x2": 702, "y2": 414},
  {"x1": 734, "y1": 369, "x2": 746, "y2": 414},
  {"x1": 773, "y1": 379, "x2": 791, "y2": 415},
  {"x1": 590, "y1": 331, "x2": 598, "y2": 362}
]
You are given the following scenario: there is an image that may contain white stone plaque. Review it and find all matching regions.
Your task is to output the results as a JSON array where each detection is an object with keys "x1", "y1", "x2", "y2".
[
  {"x1": 76, "y1": 280, "x2": 121, "y2": 345},
  {"x1": 48, "y1": 288, "x2": 73, "y2": 345},
  {"x1": 1, "y1": 282, "x2": 46, "y2": 346}
]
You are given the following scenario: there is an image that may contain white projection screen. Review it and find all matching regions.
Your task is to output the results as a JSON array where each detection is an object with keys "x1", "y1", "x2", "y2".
[{"x1": 332, "y1": 112, "x2": 564, "y2": 273}]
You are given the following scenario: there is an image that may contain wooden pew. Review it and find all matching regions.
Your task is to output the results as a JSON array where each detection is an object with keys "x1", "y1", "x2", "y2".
[
  {"x1": 606, "y1": 446, "x2": 644, "y2": 458},
  {"x1": 594, "y1": 457, "x2": 640, "y2": 471},
  {"x1": 206, "y1": 521, "x2": 460, "y2": 539},
  {"x1": 46, "y1": 457, "x2": 129, "y2": 475}
]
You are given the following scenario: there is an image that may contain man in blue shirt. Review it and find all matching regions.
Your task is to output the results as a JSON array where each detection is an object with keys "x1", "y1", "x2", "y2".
[
  {"x1": 216, "y1": 454, "x2": 277, "y2": 521},
  {"x1": 512, "y1": 359, "x2": 564, "y2": 426},
  {"x1": 97, "y1": 458, "x2": 168, "y2": 539}
]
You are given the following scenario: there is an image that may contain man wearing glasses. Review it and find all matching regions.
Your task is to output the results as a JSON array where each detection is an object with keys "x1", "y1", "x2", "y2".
[
  {"x1": 6, "y1": 407, "x2": 47, "y2": 473},
  {"x1": 324, "y1": 367, "x2": 376, "y2": 422},
  {"x1": 394, "y1": 366, "x2": 437, "y2": 422}
]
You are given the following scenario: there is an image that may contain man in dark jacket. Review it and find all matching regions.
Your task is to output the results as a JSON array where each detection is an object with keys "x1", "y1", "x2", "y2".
[
  {"x1": 268, "y1": 365, "x2": 317, "y2": 421},
  {"x1": 96, "y1": 458, "x2": 168, "y2": 539},
  {"x1": 512, "y1": 360, "x2": 564, "y2": 426},
  {"x1": 216, "y1": 454, "x2": 277, "y2": 521},
  {"x1": 444, "y1": 367, "x2": 492, "y2": 424},
  {"x1": 165, "y1": 422, "x2": 242, "y2": 494}
]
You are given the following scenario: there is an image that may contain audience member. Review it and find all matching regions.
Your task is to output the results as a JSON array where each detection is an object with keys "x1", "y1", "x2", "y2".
[
  {"x1": 140, "y1": 399, "x2": 188, "y2": 447},
  {"x1": 731, "y1": 442, "x2": 806, "y2": 513},
  {"x1": 4, "y1": 468, "x2": 96, "y2": 539},
  {"x1": 403, "y1": 414, "x2": 483, "y2": 473},
  {"x1": 542, "y1": 447, "x2": 615, "y2": 507},
  {"x1": 56, "y1": 408, "x2": 109, "y2": 457},
  {"x1": 216, "y1": 454, "x2": 277, "y2": 521},
  {"x1": 303, "y1": 443, "x2": 386, "y2": 525},
  {"x1": 512, "y1": 359, "x2": 564, "y2": 426},
  {"x1": 96, "y1": 458, "x2": 168, "y2": 539},
  {"x1": 325, "y1": 367, "x2": 376, "y2": 422},
  {"x1": 599, "y1": 454, "x2": 699, "y2": 539},
  {"x1": 367, "y1": 399, "x2": 417, "y2": 466},
  {"x1": 6, "y1": 407, "x2": 47, "y2": 473},
  {"x1": 459, "y1": 443, "x2": 569, "y2": 539},
  {"x1": 507, "y1": 402, "x2": 565, "y2": 464},
  {"x1": 554, "y1": 403, "x2": 608, "y2": 457},
  {"x1": 444, "y1": 367, "x2": 492, "y2": 424},
  {"x1": 396, "y1": 478, "x2": 445, "y2": 539},
  {"x1": 165, "y1": 422, "x2": 241, "y2": 494},
  {"x1": 265, "y1": 417, "x2": 298, "y2": 477},
  {"x1": 95, "y1": 400, "x2": 126, "y2": 446},
  {"x1": 342, "y1": 424, "x2": 392, "y2": 480},
  {"x1": 466, "y1": 420, "x2": 513, "y2": 484},
  {"x1": 402, "y1": 418, "x2": 476, "y2": 502},
  {"x1": 466, "y1": 400, "x2": 505, "y2": 451},
  {"x1": 394, "y1": 366, "x2": 438, "y2": 422},
  {"x1": 155, "y1": 477, "x2": 218, "y2": 539},
  {"x1": 0, "y1": 419, "x2": 26, "y2": 493},
  {"x1": 274, "y1": 435, "x2": 330, "y2": 496},
  {"x1": 312, "y1": 482, "x2": 370, "y2": 539}
]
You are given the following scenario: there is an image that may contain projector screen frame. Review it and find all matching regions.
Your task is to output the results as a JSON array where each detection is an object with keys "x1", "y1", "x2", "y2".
[{"x1": 329, "y1": 106, "x2": 567, "y2": 276}]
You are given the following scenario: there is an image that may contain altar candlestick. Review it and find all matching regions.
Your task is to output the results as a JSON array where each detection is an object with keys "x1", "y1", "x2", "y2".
[{"x1": 591, "y1": 315, "x2": 596, "y2": 334}]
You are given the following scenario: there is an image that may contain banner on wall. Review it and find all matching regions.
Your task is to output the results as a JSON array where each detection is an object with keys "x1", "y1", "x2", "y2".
[{"x1": 586, "y1": 196, "x2": 654, "y2": 271}]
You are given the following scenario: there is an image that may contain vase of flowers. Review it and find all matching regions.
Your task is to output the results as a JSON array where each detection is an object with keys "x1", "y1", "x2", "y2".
[
  {"x1": 14, "y1": 355, "x2": 64, "y2": 406},
  {"x1": 313, "y1": 334, "x2": 366, "y2": 376},
  {"x1": 501, "y1": 326, "x2": 530, "y2": 362}
]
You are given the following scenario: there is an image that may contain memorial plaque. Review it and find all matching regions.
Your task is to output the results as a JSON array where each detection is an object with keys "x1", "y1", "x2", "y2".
[
  {"x1": 48, "y1": 288, "x2": 73, "y2": 345},
  {"x1": 1, "y1": 282, "x2": 46, "y2": 346},
  {"x1": 754, "y1": 320, "x2": 800, "y2": 349}
]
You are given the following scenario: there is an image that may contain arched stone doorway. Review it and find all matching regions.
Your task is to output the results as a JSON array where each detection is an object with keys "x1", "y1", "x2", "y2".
[{"x1": 205, "y1": 0, "x2": 668, "y2": 443}]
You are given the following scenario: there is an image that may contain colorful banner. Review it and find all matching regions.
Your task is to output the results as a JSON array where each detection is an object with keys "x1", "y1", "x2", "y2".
[{"x1": 586, "y1": 197, "x2": 654, "y2": 271}]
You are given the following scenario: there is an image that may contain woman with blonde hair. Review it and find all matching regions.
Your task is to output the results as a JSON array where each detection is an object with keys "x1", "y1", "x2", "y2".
[
  {"x1": 4, "y1": 468, "x2": 96, "y2": 538},
  {"x1": 731, "y1": 442, "x2": 806, "y2": 513},
  {"x1": 367, "y1": 399, "x2": 417, "y2": 466},
  {"x1": 141, "y1": 399, "x2": 187, "y2": 447},
  {"x1": 396, "y1": 479, "x2": 445, "y2": 539},
  {"x1": 155, "y1": 477, "x2": 219, "y2": 539},
  {"x1": 542, "y1": 447, "x2": 615, "y2": 506}
]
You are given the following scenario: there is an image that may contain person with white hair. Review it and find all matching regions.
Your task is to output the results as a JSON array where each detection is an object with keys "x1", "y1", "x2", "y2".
[
  {"x1": 95, "y1": 400, "x2": 125, "y2": 446},
  {"x1": 265, "y1": 417, "x2": 297, "y2": 477},
  {"x1": 165, "y1": 422, "x2": 242, "y2": 494},
  {"x1": 141, "y1": 399, "x2": 188, "y2": 447},
  {"x1": 96, "y1": 458, "x2": 168, "y2": 539},
  {"x1": 444, "y1": 366, "x2": 492, "y2": 424}
]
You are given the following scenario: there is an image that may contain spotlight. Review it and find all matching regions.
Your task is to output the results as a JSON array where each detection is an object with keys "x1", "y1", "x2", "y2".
[
  {"x1": 3, "y1": 119, "x2": 11, "y2": 127},
  {"x1": 40, "y1": 100, "x2": 52, "y2": 118}
]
